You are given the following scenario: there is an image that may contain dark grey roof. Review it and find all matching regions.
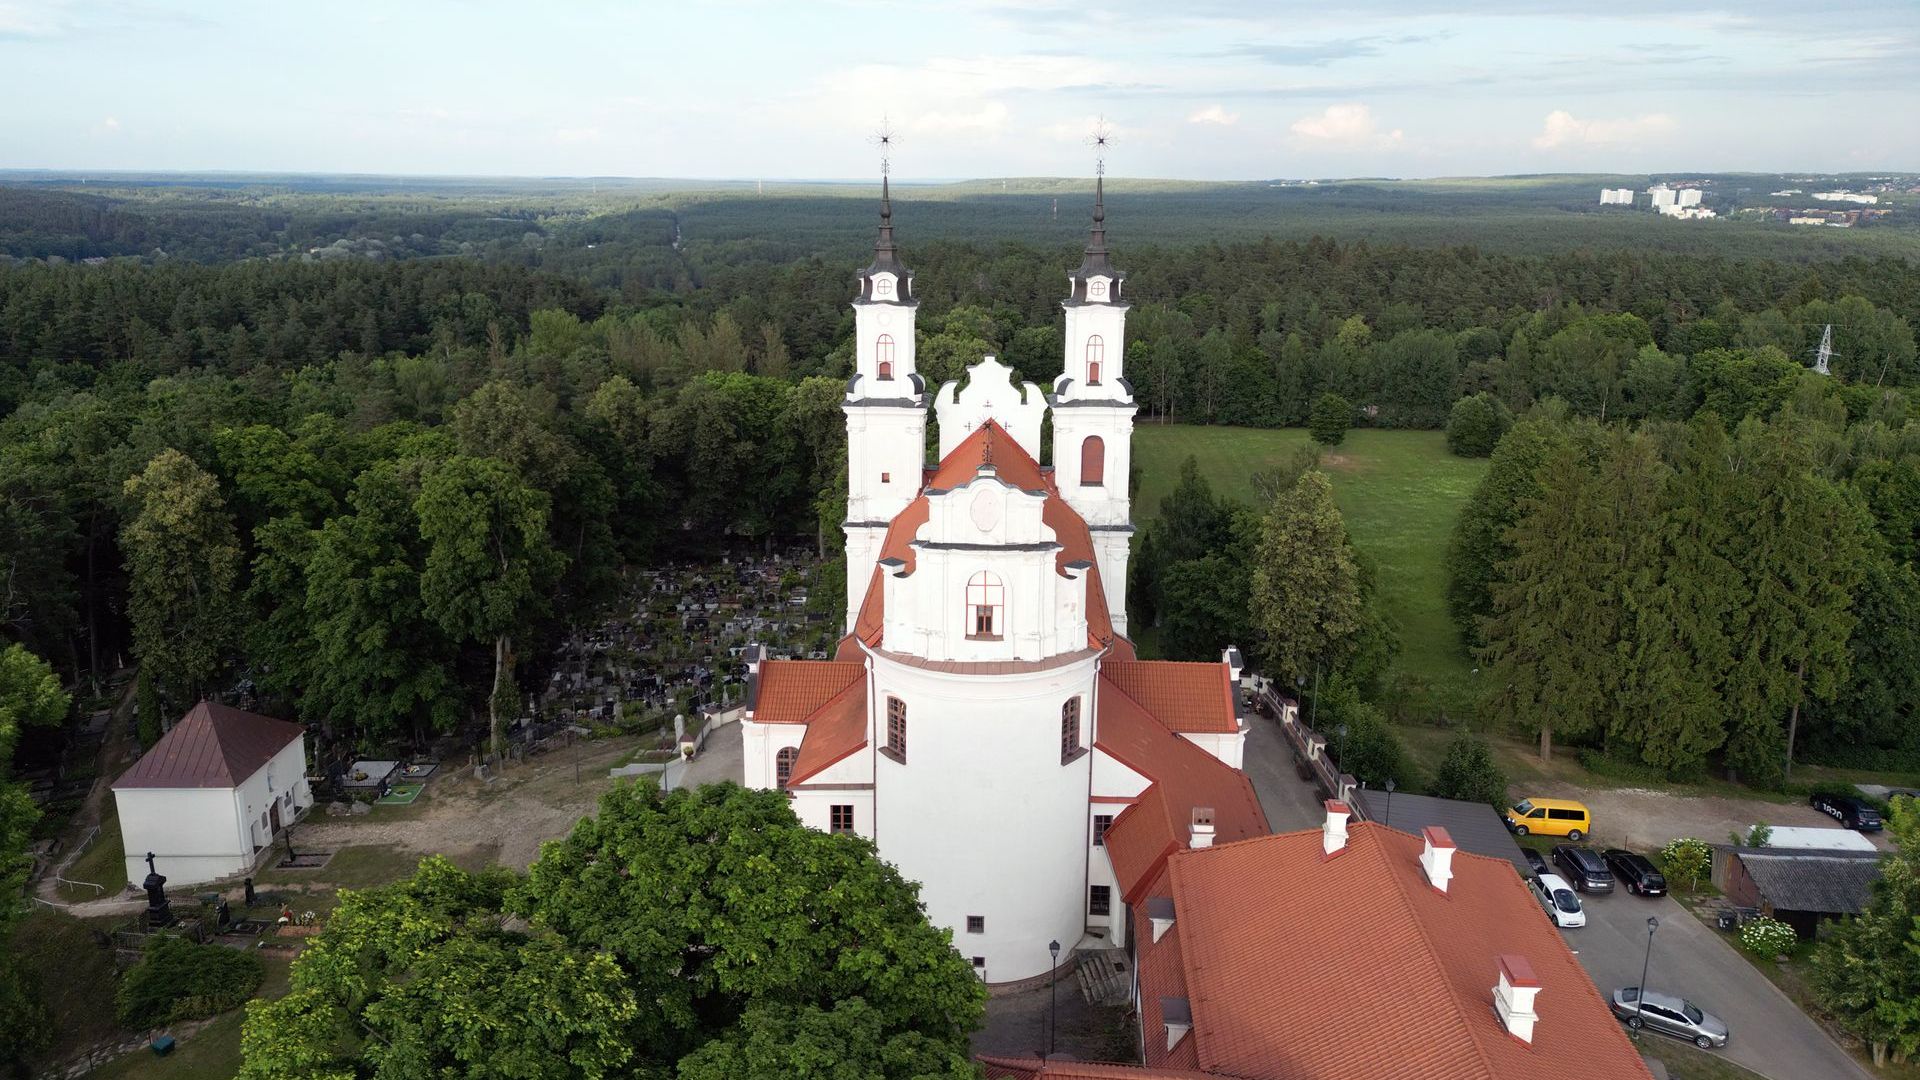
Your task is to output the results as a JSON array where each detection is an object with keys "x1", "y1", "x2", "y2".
[
  {"x1": 1350, "y1": 789, "x2": 1530, "y2": 874},
  {"x1": 1737, "y1": 849, "x2": 1883, "y2": 914},
  {"x1": 1065, "y1": 174, "x2": 1126, "y2": 305},
  {"x1": 856, "y1": 174, "x2": 914, "y2": 304}
]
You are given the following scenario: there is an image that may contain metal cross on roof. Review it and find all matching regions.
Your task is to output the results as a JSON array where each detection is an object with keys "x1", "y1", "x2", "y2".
[
  {"x1": 872, "y1": 120, "x2": 896, "y2": 177},
  {"x1": 1088, "y1": 118, "x2": 1112, "y2": 177}
]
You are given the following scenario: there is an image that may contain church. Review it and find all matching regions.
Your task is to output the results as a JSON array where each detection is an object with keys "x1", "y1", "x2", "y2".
[{"x1": 741, "y1": 174, "x2": 1267, "y2": 983}]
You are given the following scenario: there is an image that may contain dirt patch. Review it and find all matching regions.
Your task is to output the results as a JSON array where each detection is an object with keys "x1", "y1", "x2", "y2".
[
  {"x1": 1319, "y1": 452, "x2": 1362, "y2": 472},
  {"x1": 294, "y1": 735, "x2": 645, "y2": 871},
  {"x1": 1554, "y1": 783, "x2": 1853, "y2": 851}
]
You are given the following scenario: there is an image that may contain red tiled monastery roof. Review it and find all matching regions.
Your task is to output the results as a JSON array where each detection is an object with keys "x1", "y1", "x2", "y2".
[
  {"x1": 113, "y1": 701, "x2": 304, "y2": 789},
  {"x1": 1135, "y1": 822, "x2": 1656, "y2": 1080}
]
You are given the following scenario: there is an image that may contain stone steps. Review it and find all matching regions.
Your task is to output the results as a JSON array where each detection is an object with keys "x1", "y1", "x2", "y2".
[{"x1": 1074, "y1": 946, "x2": 1132, "y2": 1006}]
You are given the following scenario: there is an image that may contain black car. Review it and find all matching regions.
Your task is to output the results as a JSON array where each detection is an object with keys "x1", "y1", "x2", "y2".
[
  {"x1": 1522, "y1": 848, "x2": 1550, "y2": 878},
  {"x1": 1602, "y1": 849, "x2": 1667, "y2": 896},
  {"x1": 1810, "y1": 792, "x2": 1884, "y2": 832},
  {"x1": 1551, "y1": 844, "x2": 1616, "y2": 893}
]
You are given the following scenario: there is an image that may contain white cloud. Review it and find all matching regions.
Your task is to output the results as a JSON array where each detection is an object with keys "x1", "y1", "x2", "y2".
[
  {"x1": 906, "y1": 102, "x2": 1010, "y2": 136},
  {"x1": 1531, "y1": 109, "x2": 1676, "y2": 149},
  {"x1": 1188, "y1": 104, "x2": 1239, "y2": 126},
  {"x1": 553, "y1": 127, "x2": 602, "y2": 144},
  {"x1": 98, "y1": 115, "x2": 119, "y2": 134},
  {"x1": 1289, "y1": 103, "x2": 1403, "y2": 146},
  {"x1": 0, "y1": 1, "x2": 69, "y2": 37}
]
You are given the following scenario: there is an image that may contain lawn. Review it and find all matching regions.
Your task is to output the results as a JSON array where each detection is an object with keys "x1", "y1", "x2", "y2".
[
  {"x1": 84, "y1": 954, "x2": 294, "y2": 1080},
  {"x1": 56, "y1": 812, "x2": 127, "y2": 902},
  {"x1": 1132, "y1": 424, "x2": 1488, "y2": 714}
]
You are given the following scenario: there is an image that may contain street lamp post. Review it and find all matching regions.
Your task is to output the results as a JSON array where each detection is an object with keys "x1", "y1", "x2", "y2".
[
  {"x1": 1047, "y1": 939, "x2": 1062, "y2": 1058},
  {"x1": 1335, "y1": 723, "x2": 1349, "y2": 770},
  {"x1": 1384, "y1": 778, "x2": 1396, "y2": 828},
  {"x1": 1631, "y1": 916, "x2": 1659, "y2": 1038}
]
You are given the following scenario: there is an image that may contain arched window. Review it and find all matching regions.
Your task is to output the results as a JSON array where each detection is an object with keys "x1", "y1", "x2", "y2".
[
  {"x1": 1080, "y1": 436, "x2": 1105, "y2": 487},
  {"x1": 775, "y1": 746, "x2": 799, "y2": 789},
  {"x1": 1061, "y1": 697, "x2": 1082, "y2": 764},
  {"x1": 886, "y1": 696, "x2": 907, "y2": 762},
  {"x1": 876, "y1": 334, "x2": 895, "y2": 380},
  {"x1": 1085, "y1": 335, "x2": 1104, "y2": 385},
  {"x1": 966, "y1": 571, "x2": 1004, "y2": 640}
]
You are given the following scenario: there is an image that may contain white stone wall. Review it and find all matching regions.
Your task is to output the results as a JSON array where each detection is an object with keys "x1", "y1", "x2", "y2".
[
  {"x1": 1060, "y1": 288, "x2": 1129, "y2": 394},
  {"x1": 1177, "y1": 726, "x2": 1248, "y2": 770},
  {"x1": 852, "y1": 282, "x2": 917, "y2": 386},
  {"x1": 741, "y1": 718, "x2": 806, "y2": 791},
  {"x1": 933, "y1": 357, "x2": 1046, "y2": 462},
  {"x1": 880, "y1": 476, "x2": 1089, "y2": 663},
  {"x1": 870, "y1": 647, "x2": 1100, "y2": 982}
]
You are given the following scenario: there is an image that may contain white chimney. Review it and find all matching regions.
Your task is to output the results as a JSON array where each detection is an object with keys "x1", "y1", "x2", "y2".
[
  {"x1": 1492, "y1": 955, "x2": 1542, "y2": 1044},
  {"x1": 1322, "y1": 800, "x2": 1350, "y2": 857},
  {"x1": 1189, "y1": 806, "x2": 1216, "y2": 849},
  {"x1": 1147, "y1": 896, "x2": 1176, "y2": 943},
  {"x1": 1420, "y1": 826, "x2": 1457, "y2": 894}
]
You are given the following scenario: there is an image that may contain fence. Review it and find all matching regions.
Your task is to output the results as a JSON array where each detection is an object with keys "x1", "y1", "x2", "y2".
[{"x1": 1254, "y1": 679, "x2": 1367, "y2": 821}]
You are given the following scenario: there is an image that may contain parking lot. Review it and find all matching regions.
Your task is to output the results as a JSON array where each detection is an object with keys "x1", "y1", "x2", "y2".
[{"x1": 1561, "y1": 885, "x2": 1871, "y2": 1080}]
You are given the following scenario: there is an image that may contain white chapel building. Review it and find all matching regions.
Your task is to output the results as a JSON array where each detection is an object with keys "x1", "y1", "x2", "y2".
[{"x1": 742, "y1": 177, "x2": 1268, "y2": 983}]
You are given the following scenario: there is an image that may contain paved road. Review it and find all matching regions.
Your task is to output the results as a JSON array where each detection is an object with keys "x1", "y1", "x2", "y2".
[
  {"x1": 1240, "y1": 711, "x2": 1327, "y2": 832},
  {"x1": 679, "y1": 716, "x2": 743, "y2": 788},
  {"x1": 1565, "y1": 887, "x2": 1871, "y2": 1080}
]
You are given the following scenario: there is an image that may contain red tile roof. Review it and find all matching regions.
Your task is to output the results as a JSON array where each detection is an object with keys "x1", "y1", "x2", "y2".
[
  {"x1": 788, "y1": 675, "x2": 867, "y2": 785},
  {"x1": 1102, "y1": 661, "x2": 1238, "y2": 734},
  {"x1": 978, "y1": 1058, "x2": 1219, "y2": 1079},
  {"x1": 749, "y1": 660, "x2": 863, "y2": 724},
  {"x1": 853, "y1": 421, "x2": 1121, "y2": 651},
  {"x1": 1095, "y1": 672, "x2": 1266, "y2": 906},
  {"x1": 112, "y1": 701, "x2": 305, "y2": 790},
  {"x1": 1137, "y1": 822, "x2": 1654, "y2": 1080}
]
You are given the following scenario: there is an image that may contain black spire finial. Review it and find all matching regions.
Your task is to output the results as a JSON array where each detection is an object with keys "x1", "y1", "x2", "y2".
[
  {"x1": 860, "y1": 122, "x2": 910, "y2": 297},
  {"x1": 1071, "y1": 122, "x2": 1119, "y2": 294}
]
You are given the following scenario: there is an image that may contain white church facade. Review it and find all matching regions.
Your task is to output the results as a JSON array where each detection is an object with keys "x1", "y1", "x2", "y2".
[{"x1": 742, "y1": 176, "x2": 1268, "y2": 984}]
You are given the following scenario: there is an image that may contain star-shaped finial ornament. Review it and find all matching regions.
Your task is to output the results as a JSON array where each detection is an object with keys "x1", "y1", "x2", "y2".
[
  {"x1": 1088, "y1": 118, "x2": 1113, "y2": 176},
  {"x1": 872, "y1": 120, "x2": 897, "y2": 177}
]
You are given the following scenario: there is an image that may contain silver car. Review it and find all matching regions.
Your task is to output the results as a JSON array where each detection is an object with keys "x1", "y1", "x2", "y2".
[{"x1": 1610, "y1": 987, "x2": 1730, "y2": 1048}]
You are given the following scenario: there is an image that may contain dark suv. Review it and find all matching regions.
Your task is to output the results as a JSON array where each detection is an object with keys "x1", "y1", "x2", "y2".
[
  {"x1": 1551, "y1": 845, "x2": 1616, "y2": 893},
  {"x1": 1810, "y1": 792, "x2": 1883, "y2": 832},
  {"x1": 1602, "y1": 849, "x2": 1667, "y2": 896}
]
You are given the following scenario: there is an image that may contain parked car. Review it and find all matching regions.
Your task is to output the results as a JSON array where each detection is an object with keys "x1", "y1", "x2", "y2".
[
  {"x1": 1810, "y1": 791, "x2": 1884, "y2": 831},
  {"x1": 1610, "y1": 987, "x2": 1730, "y2": 1048},
  {"x1": 1504, "y1": 797, "x2": 1591, "y2": 840},
  {"x1": 1551, "y1": 844, "x2": 1616, "y2": 893},
  {"x1": 1522, "y1": 848, "x2": 1549, "y2": 878},
  {"x1": 1602, "y1": 849, "x2": 1667, "y2": 896},
  {"x1": 1531, "y1": 873, "x2": 1585, "y2": 928}
]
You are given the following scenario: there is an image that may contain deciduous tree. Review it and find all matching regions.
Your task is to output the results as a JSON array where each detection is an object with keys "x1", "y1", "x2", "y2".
[
  {"x1": 1249, "y1": 471, "x2": 1364, "y2": 687},
  {"x1": 121, "y1": 449, "x2": 241, "y2": 705}
]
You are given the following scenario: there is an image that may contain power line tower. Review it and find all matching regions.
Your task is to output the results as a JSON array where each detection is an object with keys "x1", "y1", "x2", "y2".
[{"x1": 1812, "y1": 323, "x2": 1834, "y2": 376}]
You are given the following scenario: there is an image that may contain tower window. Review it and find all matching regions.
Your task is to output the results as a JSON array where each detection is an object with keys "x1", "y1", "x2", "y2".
[
  {"x1": 1090, "y1": 884, "x2": 1112, "y2": 916},
  {"x1": 881, "y1": 472, "x2": 890, "y2": 484},
  {"x1": 1093, "y1": 814, "x2": 1113, "y2": 846},
  {"x1": 775, "y1": 746, "x2": 799, "y2": 790},
  {"x1": 873, "y1": 276, "x2": 894, "y2": 299},
  {"x1": 966, "y1": 571, "x2": 1003, "y2": 640},
  {"x1": 1089, "y1": 279, "x2": 1108, "y2": 301},
  {"x1": 876, "y1": 334, "x2": 895, "y2": 379},
  {"x1": 972, "y1": 956, "x2": 986, "y2": 970},
  {"x1": 886, "y1": 696, "x2": 907, "y2": 762},
  {"x1": 1086, "y1": 335, "x2": 1104, "y2": 384},
  {"x1": 1061, "y1": 697, "x2": 1082, "y2": 764},
  {"x1": 967, "y1": 915, "x2": 985, "y2": 933},
  {"x1": 830, "y1": 804, "x2": 855, "y2": 834},
  {"x1": 1080, "y1": 436, "x2": 1105, "y2": 487}
]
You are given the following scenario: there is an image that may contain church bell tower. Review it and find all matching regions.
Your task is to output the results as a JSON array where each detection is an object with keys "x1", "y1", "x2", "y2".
[
  {"x1": 843, "y1": 166, "x2": 927, "y2": 632},
  {"x1": 1048, "y1": 168, "x2": 1135, "y2": 634}
]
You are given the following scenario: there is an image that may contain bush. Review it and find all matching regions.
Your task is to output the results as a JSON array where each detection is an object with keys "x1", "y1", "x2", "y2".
[
  {"x1": 116, "y1": 934, "x2": 264, "y2": 1029},
  {"x1": 1739, "y1": 916, "x2": 1798, "y2": 958},
  {"x1": 135, "y1": 669, "x2": 160, "y2": 748},
  {"x1": 1318, "y1": 678, "x2": 1415, "y2": 789},
  {"x1": 1659, "y1": 838, "x2": 1712, "y2": 892},
  {"x1": 1444, "y1": 393, "x2": 1513, "y2": 457},
  {"x1": 1308, "y1": 393, "x2": 1353, "y2": 446},
  {"x1": 1431, "y1": 729, "x2": 1509, "y2": 808},
  {"x1": 1575, "y1": 747, "x2": 1669, "y2": 785}
]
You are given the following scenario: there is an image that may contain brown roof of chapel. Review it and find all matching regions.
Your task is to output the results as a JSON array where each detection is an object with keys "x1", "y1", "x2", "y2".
[{"x1": 112, "y1": 701, "x2": 305, "y2": 790}]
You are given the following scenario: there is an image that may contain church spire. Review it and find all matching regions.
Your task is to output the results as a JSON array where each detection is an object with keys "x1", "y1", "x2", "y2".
[
  {"x1": 858, "y1": 130, "x2": 912, "y2": 303},
  {"x1": 1067, "y1": 129, "x2": 1123, "y2": 306}
]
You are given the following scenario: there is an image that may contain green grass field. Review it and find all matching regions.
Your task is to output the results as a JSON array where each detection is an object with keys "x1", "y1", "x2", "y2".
[{"x1": 1131, "y1": 425, "x2": 1487, "y2": 714}]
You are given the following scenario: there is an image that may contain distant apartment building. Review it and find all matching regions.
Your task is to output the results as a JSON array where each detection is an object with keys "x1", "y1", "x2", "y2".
[
  {"x1": 1648, "y1": 185, "x2": 1677, "y2": 207},
  {"x1": 1813, "y1": 191, "x2": 1878, "y2": 204},
  {"x1": 1676, "y1": 188, "x2": 1703, "y2": 207},
  {"x1": 1658, "y1": 205, "x2": 1717, "y2": 219},
  {"x1": 1598, "y1": 188, "x2": 1635, "y2": 205}
]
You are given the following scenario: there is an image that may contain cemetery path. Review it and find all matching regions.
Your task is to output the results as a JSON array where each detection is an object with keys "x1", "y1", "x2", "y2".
[{"x1": 295, "y1": 734, "x2": 647, "y2": 869}]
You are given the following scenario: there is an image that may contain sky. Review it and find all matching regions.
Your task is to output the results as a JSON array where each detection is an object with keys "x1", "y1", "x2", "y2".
[{"x1": 2, "y1": 0, "x2": 1916, "y2": 180}]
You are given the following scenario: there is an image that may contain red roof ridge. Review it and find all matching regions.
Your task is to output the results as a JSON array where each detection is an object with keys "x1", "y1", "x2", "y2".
[{"x1": 787, "y1": 673, "x2": 869, "y2": 785}]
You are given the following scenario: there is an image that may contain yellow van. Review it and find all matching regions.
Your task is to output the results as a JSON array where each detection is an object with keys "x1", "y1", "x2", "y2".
[{"x1": 1504, "y1": 798, "x2": 1592, "y2": 840}]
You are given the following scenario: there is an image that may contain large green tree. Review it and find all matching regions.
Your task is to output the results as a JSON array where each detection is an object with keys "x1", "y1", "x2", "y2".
[
  {"x1": 415, "y1": 455, "x2": 564, "y2": 759},
  {"x1": 1811, "y1": 797, "x2": 1920, "y2": 1067},
  {"x1": 1248, "y1": 471, "x2": 1364, "y2": 687},
  {"x1": 0, "y1": 645, "x2": 66, "y2": 1067},
  {"x1": 120, "y1": 449, "x2": 242, "y2": 707}
]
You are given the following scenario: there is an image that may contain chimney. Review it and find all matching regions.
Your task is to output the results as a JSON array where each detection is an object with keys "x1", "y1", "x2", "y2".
[
  {"x1": 1322, "y1": 800, "x2": 1350, "y2": 857},
  {"x1": 1221, "y1": 646, "x2": 1244, "y2": 685},
  {"x1": 1492, "y1": 955, "x2": 1542, "y2": 1045},
  {"x1": 1189, "y1": 806, "x2": 1216, "y2": 849},
  {"x1": 1420, "y1": 826, "x2": 1457, "y2": 894},
  {"x1": 1146, "y1": 896, "x2": 1176, "y2": 943}
]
